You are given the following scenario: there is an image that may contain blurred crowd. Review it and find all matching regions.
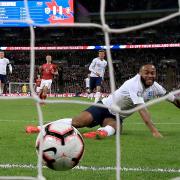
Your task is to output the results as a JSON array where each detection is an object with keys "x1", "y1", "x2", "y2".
[
  {"x1": 78, "y1": 0, "x2": 178, "y2": 13},
  {"x1": 5, "y1": 48, "x2": 180, "y2": 94}
]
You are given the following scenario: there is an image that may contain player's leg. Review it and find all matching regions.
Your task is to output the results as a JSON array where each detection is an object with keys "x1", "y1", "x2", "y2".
[
  {"x1": 1, "y1": 83, "x2": 5, "y2": 94},
  {"x1": 89, "y1": 77, "x2": 96, "y2": 100},
  {"x1": 83, "y1": 117, "x2": 116, "y2": 139},
  {"x1": 0, "y1": 75, "x2": 2, "y2": 94},
  {"x1": 72, "y1": 111, "x2": 94, "y2": 127},
  {"x1": 36, "y1": 87, "x2": 41, "y2": 96},
  {"x1": 0, "y1": 75, "x2": 6, "y2": 94},
  {"x1": 40, "y1": 80, "x2": 52, "y2": 100},
  {"x1": 94, "y1": 77, "x2": 102, "y2": 103},
  {"x1": 98, "y1": 117, "x2": 123, "y2": 134},
  {"x1": 84, "y1": 117, "x2": 123, "y2": 139},
  {"x1": 94, "y1": 85, "x2": 101, "y2": 103},
  {"x1": 25, "y1": 110, "x2": 93, "y2": 134},
  {"x1": 42, "y1": 86, "x2": 48, "y2": 99},
  {"x1": 26, "y1": 102, "x2": 102, "y2": 134},
  {"x1": 86, "y1": 88, "x2": 91, "y2": 99},
  {"x1": 0, "y1": 79, "x2": 2, "y2": 94},
  {"x1": 82, "y1": 102, "x2": 117, "y2": 138},
  {"x1": 39, "y1": 80, "x2": 44, "y2": 99}
]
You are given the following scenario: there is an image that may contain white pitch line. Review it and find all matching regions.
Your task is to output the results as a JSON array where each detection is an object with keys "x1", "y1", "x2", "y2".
[
  {"x1": 0, "y1": 119, "x2": 180, "y2": 125},
  {"x1": 0, "y1": 119, "x2": 37, "y2": 122},
  {"x1": 0, "y1": 164, "x2": 180, "y2": 173},
  {"x1": 0, "y1": 119, "x2": 48, "y2": 123},
  {"x1": 127, "y1": 122, "x2": 180, "y2": 125}
]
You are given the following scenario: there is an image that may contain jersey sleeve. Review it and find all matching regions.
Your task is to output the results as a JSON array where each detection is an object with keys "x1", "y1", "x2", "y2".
[
  {"x1": 154, "y1": 82, "x2": 175, "y2": 102},
  {"x1": 7, "y1": 59, "x2": 10, "y2": 64},
  {"x1": 8, "y1": 64, "x2": 12, "y2": 73},
  {"x1": 6, "y1": 59, "x2": 12, "y2": 73},
  {"x1": 101, "y1": 61, "x2": 107, "y2": 79},
  {"x1": 153, "y1": 82, "x2": 166, "y2": 96},
  {"x1": 89, "y1": 59, "x2": 97, "y2": 74}
]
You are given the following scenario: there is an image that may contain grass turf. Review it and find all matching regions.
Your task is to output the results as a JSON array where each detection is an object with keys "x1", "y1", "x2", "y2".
[{"x1": 0, "y1": 97, "x2": 180, "y2": 180}]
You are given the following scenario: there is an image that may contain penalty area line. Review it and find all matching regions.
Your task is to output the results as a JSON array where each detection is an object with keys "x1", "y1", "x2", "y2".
[
  {"x1": 127, "y1": 122, "x2": 180, "y2": 125},
  {"x1": 0, "y1": 164, "x2": 180, "y2": 173}
]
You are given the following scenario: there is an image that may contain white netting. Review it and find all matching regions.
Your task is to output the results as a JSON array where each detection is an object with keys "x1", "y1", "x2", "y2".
[
  {"x1": 9, "y1": 82, "x2": 35, "y2": 94},
  {"x1": 0, "y1": 0, "x2": 180, "y2": 179}
]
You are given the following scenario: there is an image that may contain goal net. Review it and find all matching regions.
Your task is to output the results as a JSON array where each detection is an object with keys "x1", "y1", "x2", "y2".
[
  {"x1": 8, "y1": 82, "x2": 52, "y2": 95},
  {"x1": 9, "y1": 82, "x2": 35, "y2": 95},
  {"x1": 0, "y1": 0, "x2": 180, "y2": 180}
]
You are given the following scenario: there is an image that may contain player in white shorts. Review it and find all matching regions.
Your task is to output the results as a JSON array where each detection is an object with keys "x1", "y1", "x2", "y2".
[
  {"x1": 0, "y1": 51, "x2": 12, "y2": 94},
  {"x1": 26, "y1": 64, "x2": 180, "y2": 138},
  {"x1": 89, "y1": 50, "x2": 107, "y2": 103}
]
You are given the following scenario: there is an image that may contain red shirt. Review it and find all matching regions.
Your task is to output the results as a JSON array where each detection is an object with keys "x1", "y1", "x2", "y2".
[
  {"x1": 36, "y1": 78, "x2": 41, "y2": 87},
  {"x1": 41, "y1": 63, "x2": 56, "y2": 80}
]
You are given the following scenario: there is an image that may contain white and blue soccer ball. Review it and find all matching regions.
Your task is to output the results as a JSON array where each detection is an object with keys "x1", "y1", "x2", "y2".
[{"x1": 36, "y1": 121, "x2": 84, "y2": 171}]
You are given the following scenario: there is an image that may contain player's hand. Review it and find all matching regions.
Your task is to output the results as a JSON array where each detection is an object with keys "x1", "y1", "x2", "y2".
[
  {"x1": 54, "y1": 71, "x2": 59, "y2": 75},
  {"x1": 174, "y1": 98, "x2": 180, "y2": 108},
  {"x1": 152, "y1": 131, "x2": 163, "y2": 138},
  {"x1": 96, "y1": 72, "x2": 100, "y2": 76}
]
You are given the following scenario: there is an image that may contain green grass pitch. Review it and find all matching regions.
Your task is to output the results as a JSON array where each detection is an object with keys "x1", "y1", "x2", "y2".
[{"x1": 0, "y1": 97, "x2": 180, "y2": 180}]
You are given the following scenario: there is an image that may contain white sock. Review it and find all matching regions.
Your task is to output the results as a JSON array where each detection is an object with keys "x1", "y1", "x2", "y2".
[
  {"x1": 87, "y1": 93, "x2": 90, "y2": 99},
  {"x1": 38, "y1": 118, "x2": 72, "y2": 130},
  {"x1": 89, "y1": 93, "x2": 93, "y2": 100},
  {"x1": 94, "y1": 92, "x2": 101, "y2": 103},
  {"x1": 98, "y1": 125, "x2": 115, "y2": 136}
]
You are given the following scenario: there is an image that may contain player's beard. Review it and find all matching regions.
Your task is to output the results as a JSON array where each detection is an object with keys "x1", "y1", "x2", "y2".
[{"x1": 141, "y1": 76, "x2": 155, "y2": 88}]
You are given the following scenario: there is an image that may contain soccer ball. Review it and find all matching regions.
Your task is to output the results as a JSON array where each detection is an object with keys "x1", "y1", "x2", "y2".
[{"x1": 35, "y1": 121, "x2": 84, "y2": 171}]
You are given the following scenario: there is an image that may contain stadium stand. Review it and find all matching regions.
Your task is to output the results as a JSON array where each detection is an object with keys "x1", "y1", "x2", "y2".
[
  {"x1": 0, "y1": 0, "x2": 179, "y2": 95},
  {"x1": 3, "y1": 48, "x2": 179, "y2": 94}
]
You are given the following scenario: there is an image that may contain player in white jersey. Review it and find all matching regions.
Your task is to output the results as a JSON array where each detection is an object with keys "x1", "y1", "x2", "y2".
[
  {"x1": 25, "y1": 64, "x2": 180, "y2": 138},
  {"x1": 0, "y1": 51, "x2": 12, "y2": 94},
  {"x1": 89, "y1": 49, "x2": 107, "y2": 103},
  {"x1": 84, "y1": 74, "x2": 91, "y2": 98}
]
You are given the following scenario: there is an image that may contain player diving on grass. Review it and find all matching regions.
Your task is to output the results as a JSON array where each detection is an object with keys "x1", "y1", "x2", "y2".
[
  {"x1": 26, "y1": 64, "x2": 180, "y2": 138},
  {"x1": 39, "y1": 55, "x2": 58, "y2": 101},
  {"x1": 89, "y1": 49, "x2": 107, "y2": 103}
]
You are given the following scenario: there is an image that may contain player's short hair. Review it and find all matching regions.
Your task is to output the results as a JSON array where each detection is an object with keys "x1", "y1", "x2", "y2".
[
  {"x1": 139, "y1": 63, "x2": 156, "y2": 71},
  {"x1": 98, "y1": 49, "x2": 105, "y2": 53}
]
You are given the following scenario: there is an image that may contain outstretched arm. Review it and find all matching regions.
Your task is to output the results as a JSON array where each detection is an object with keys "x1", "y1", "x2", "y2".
[
  {"x1": 165, "y1": 91, "x2": 180, "y2": 108},
  {"x1": 89, "y1": 59, "x2": 100, "y2": 76},
  {"x1": 39, "y1": 66, "x2": 42, "y2": 75},
  {"x1": 171, "y1": 97, "x2": 180, "y2": 108},
  {"x1": 8, "y1": 64, "x2": 12, "y2": 74},
  {"x1": 138, "y1": 107, "x2": 163, "y2": 138}
]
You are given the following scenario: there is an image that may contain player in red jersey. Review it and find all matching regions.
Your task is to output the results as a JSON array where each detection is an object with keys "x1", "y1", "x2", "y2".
[
  {"x1": 35, "y1": 74, "x2": 41, "y2": 95},
  {"x1": 39, "y1": 55, "x2": 58, "y2": 100}
]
